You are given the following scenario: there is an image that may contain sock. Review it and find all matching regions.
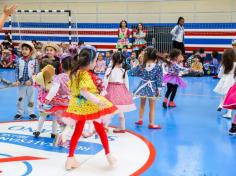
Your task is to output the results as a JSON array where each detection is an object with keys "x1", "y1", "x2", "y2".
[
  {"x1": 52, "y1": 118, "x2": 58, "y2": 134},
  {"x1": 118, "y1": 113, "x2": 125, "y2": 130},
  {"x1": 36, "y1": 113, "x2": 47, "y2": 132}
]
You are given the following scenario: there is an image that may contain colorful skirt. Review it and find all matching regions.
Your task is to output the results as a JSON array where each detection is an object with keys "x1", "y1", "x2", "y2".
[
  {"x1": 116, "y1": 39, "x2": 130, "y2": 49},
  {"x1": 63, "y1": 94, "x2": 118, "y2": 121},
  {"x1": 163, "y1": 74, "x2": 186, "y2": 88},
  {"x1": 105, "y1": 82, "x2": 136, "y2": 113},
  {"x1": 133, "y1": 39, "x2": 147, "y2": 50},
  {"x1": 223, "y1": 83, "x2": 236, "y2": 110}
]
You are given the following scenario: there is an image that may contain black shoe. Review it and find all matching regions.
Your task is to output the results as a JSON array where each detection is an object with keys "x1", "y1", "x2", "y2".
[
  {"x1": 14, "y1": 114, "x2": 22, "y2": 120},
  {"x1": 33, "y1": 131, "x2": 40, "y2": 137},
  {"x1": 217, "y1": 107, "x2": 222, "y2": 112},
  {"x1": 229, "y1": 124, "x2": 236, "y2": 136},
  {"x1": 163, "y1": 102, "x2": 167, "y2": 109},
  {"x1": 51, "y1": 133, "x2": 56, "y2": 139},
  {"x1": 29, "y1": 114, "x2": 37, "y2": 120}
]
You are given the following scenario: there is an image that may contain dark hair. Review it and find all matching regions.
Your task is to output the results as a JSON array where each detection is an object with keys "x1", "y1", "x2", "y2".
[
  {"x1": 192, "y1": 50, "x2": 197, "y2": 55},
  {"x1": 107, "y1": 52, "x2": 127, "y2": 79},
  {"x1": 142, "y1": 47, "x2": 158, "y2": 68},
  {"x1": 212, "y1": 50, "x2": 219, "y2": 58},
  {"x1": 78, "y1": 41, "x2": 84, "y2": 45},
  {"x1": 21, "y1": 44, "x2": 33, "y2": 51},
  {"x1": 137, "y1": 23, "x2": 144, "y2": 34},
  {"x1": 170, "y1": 48, "x2": 182, "y2": 61},
  {"x1": 221, "y1": 49, "x2": 236, "y2": 74},
  {"x1": 70, "y1": 48, "x2": 97, "y2": 79},
  {"x1": 119, "y1": 20, "x2": 128, "y2": 28},
  {"x1": 61, "y1": 56, "x2": 73, "y2": 72},
  {"x1": 199, "y1": 48, "x2": 205, "y2": 54},
  {"x1": 193, "y1": 55, "x2": 201, "y2": 61},
  {"x1": 106, "y1": 50, "x2": 113, "y2": 54},
  {"x1": 234, "y1": 67, "x2": 236, "y2": 78},
  {"x1": 123, "y1": 45, "x2": 128, "y2": 49},
  {"x1": 177, "y1": 17, "x2": 184, "y2": 24}
]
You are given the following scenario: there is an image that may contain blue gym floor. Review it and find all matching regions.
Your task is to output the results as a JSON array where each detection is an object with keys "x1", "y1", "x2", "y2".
[{"x1": 0, "y1": 68, "x2": 235, "y2": 176}]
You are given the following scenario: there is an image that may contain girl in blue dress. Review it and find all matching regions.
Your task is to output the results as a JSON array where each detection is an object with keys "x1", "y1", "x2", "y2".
[{"x1": 130, "y1": 47, "x2": 163, "y2": 129}]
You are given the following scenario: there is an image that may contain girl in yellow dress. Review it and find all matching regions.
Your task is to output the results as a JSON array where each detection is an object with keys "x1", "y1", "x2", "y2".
[{"x1": 63, "y1": 45, "x2": 117, "y2": 170}]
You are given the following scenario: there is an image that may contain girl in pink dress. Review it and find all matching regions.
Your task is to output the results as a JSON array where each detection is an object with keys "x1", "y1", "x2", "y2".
[
  {"x1": 223, "y1": 50, "x2": 236, "y2": 135},
  {"x1": 94, "y1": 53, "x2": 106, "y2": 73},
  {"x1": 104, "y1": 52, "x2": 136, "y2": 133}
]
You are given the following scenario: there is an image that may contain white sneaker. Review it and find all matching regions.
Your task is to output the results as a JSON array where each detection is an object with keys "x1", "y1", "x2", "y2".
[{"x1": 223, "y1": 113, "x2": 232, "y2": 119}]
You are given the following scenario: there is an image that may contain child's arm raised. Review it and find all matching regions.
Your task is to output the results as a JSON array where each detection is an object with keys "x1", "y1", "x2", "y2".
[{"x1": 0, "y1": 5, "x2": 17, "y2": 30}]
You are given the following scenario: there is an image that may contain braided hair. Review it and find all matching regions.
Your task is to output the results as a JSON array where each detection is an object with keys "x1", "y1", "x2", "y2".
[{"x1": 106, "y1": 51, "x2": 127, "y2": 79}]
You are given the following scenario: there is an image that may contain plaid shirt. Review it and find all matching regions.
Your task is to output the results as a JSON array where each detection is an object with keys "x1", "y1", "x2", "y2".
[{"x1": 15, "y1": 57, "x2": 39, "y2": 84}]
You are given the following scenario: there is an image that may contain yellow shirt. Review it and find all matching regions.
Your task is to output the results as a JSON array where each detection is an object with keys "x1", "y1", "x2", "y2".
[{"x1": 191, "y1": 62, "x2": 203, "y2": 72}]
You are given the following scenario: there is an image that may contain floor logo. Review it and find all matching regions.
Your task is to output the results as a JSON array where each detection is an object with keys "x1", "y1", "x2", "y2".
[{"x1": 0, "y1": 121, "x2": 155, "y2": 176}]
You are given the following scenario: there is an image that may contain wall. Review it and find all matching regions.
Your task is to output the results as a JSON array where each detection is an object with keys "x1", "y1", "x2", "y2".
[{"x1": 0, "y1": 0, "x2": 235, "y2": 23}]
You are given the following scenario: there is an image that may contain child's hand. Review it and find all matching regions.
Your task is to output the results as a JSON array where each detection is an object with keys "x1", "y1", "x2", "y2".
[
  {"x1": 12, "y1": 81, "x2": 20, "y2": 87},
  {"x1": 44, "y1": 99, "x2": 50, "y2": 105},
  {"x1": 25, "y1": 80, "x2": 32, "y2": 86},
  {"x1": 3, "y1": 4, "x2": 17, "y2": 17}
]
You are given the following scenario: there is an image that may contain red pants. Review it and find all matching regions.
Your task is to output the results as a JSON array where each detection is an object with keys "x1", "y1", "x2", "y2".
[{"x1": 68, "y1": 120, "x2": 110, "y2": 157}]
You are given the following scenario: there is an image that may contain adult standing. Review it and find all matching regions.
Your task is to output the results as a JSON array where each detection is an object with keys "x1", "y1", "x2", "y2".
[{"x1": 170, "y1": 17, "x2": 185, "y2": 55}]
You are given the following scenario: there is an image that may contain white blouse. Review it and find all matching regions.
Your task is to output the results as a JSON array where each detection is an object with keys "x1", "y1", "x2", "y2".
[{"x1": 103, "y1": 67, "x2": 129, "y2": 90}]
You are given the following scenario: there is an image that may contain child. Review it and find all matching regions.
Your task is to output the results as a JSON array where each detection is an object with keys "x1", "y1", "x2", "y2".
[
  {"x1": 214, "y1": 49, "x2": 236, "y2": 118},
  {"x1": 0, "y1": 49, "x2": 14, "y2": 68},
  {"x1": 94, "y1": 53, "x2": 106, "y2": 73},
  {"x1": 130, "y1": 47, "x2": 163, "y2": 129},
  {"x1": 187, "y1": 50, "x2": 197, "y2": 68},
  {"x1": 163, "y1": 49, "x2": 188, "y2": 108},
  {"x1": 188, "y1": 55, "x2": 204, "y2": 77},
  {"x1": 41, "y1": 42, "x2": 61, "y2": 74},
  {"x1": 32, "y1": 64, "x2": 58, "y2": 138},
  {"x1": 211, "y1": 50, "x2": 219, "y2": 77},
  {"x1": 223, "y1": 71, "x2": 236, "y2": 135},
  {"x1": 104, "y1": 52, "x2": 136, "y2": 133},
  {"x1": 122, "y1": 45, "x2": 130, "y2": 59},
  {"x1": 63, "y1": 45, "x2": 117, "y2": 170},
  {"x1": 116, "y1": 20, "x2": 131, "y2": 49},
  {"x1": 43, "y1": 54, "x2": 75, "y2": 146},
  {"x1": 105, "y1": 50, "x2": 113, "y2": 68},
  {"x1": 126, "y1": 51, "x2": 139, "y2": 70},
  {"x1": 13, "y1": 42, "x2": 38, "y2": 120}
]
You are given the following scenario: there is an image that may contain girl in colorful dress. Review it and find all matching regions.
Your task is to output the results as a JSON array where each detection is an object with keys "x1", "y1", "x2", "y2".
[
  {"x1": 133, "y1": 23, "x2": 147, "y2": 51},
  {"x1": 130, "y1": 47, "x2": 163, "y2": 129},
  {"x1": 63, "y1": 45, "x2": 117, "y2": 170},
  {"x1": 43, "y1": 54, "x2": 75, "y2": 146},
  {"x1": 94, "y1": 53, "x2": 106, "y2": 73},
  {"x1": 116, "y1": 20, "x2": 131, "y2": 49},
  {"x1": 224, "y1": 80, "x2": 236, "y2": 135},
  {"x1": 104, "y1": 52, "x2": 136, "y2": 133},
  {"x1": 163, "y1": 49, "x2": 188, "y2": 108},
  {"x1": 32, "y1": 64, "x2": 58, "y2": 138},
  {"x1": 214, "y1": 49, "x2": 236, "y2": 118},
  {"x1": 223, "y1": 70, "x2": 236, "y2": 135}
]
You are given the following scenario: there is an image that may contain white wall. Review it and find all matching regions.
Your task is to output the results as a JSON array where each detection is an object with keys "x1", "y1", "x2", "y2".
[{"x1": 0, "y1": 0, "x2": 235, "y2": 23}]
